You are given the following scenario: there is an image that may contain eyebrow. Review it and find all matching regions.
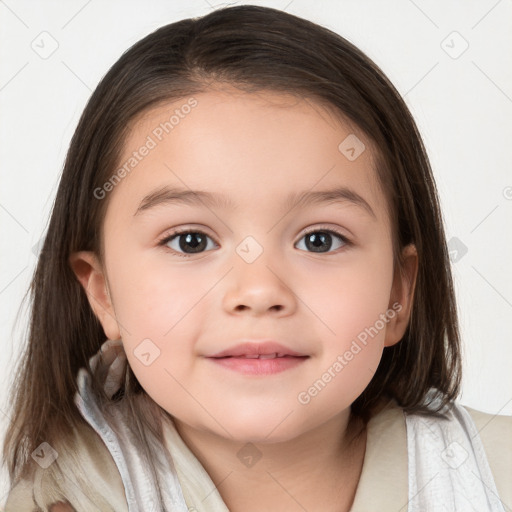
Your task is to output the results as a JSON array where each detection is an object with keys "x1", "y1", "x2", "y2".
[{"x1": 133, "y1": 185, "x2": 376, "y2": 218}]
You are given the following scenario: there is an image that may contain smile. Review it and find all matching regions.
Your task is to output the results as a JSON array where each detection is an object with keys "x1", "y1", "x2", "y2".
[{"x1": 207, "y1": 354, "x2": 309, "y2": 375}]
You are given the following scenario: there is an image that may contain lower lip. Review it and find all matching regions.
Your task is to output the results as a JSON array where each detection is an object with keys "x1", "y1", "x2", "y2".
[{"x1": 208, "y1": 356, "x2": 308, "y2": 375}]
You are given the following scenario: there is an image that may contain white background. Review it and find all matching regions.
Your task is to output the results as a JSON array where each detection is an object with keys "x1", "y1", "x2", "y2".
[{"x1": 1, "y1": 0, "x2": 511, "y2": 505}]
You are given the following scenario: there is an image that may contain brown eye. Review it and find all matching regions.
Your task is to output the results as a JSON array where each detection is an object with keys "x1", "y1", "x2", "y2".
[
  {"x1": 160, "y1": 230, "x2": 218, "y2": 256},
  {"x1": 295, "y1": 229, "x2": 349, "y2": 253}
]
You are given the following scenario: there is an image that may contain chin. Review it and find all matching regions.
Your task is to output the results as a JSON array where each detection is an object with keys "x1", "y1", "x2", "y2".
[{"x1": 213, "y1": 406, "x2": 311, "y2": 445}]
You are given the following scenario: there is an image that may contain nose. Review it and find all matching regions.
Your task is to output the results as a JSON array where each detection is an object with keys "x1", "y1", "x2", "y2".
[{"x1": 222, "y1": 252, "x2": 297, "y2": 317}]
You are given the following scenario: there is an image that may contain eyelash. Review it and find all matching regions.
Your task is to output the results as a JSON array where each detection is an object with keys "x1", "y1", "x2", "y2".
[{"x1": 157, "y1": 226, "x2": 352, "y2": 258}]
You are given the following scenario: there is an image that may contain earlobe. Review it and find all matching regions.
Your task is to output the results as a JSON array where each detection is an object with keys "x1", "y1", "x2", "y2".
[
  {"x1": 384, "y1": 244, "x2": 418, "y2": 347},
  {"x1": 69, "y1": 251, "x2": 121, "y2": 340}
]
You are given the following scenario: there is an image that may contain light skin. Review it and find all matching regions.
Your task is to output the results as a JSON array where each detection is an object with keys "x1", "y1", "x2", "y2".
[{"x1": 70, "y1": 87, "x2": 417, "y2": 512}]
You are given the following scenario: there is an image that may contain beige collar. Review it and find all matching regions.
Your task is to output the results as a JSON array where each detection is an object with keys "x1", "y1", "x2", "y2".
[{"x1": 350, "y1": 399, "x2": 408, "y2": 511}]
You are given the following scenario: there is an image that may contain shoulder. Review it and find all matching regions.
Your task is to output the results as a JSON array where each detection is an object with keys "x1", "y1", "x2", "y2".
[
  {"x1": 5, "y1": 480, "x2": 74, "y2": 511},
  {"x1": 463, "y1": 404, "x2": 512, "y2": 507},
  {"x1": 5, "y1": 478, "x2": 37, "y2": 511},
  {"x1": 5, "y1": 481, "x2": 72, "y2": 512},
  {"x1": 5, "y1": 420, "x2": 127, "y2": 512}
]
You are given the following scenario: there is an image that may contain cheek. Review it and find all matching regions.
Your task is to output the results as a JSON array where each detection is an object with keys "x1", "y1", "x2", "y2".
[
  {"x1": 304, "y1": 249, "x2": 394, "y2": 341},
  {"x1": 292, "y1": 283, "x2": 392, "y2": 420},
  {"x1": 105, "y1": 256, "x2": 207, "y2": 397},
  {"x1": 298, "y1": 250, "x2": 394, "y2": 393},
  {"x1": 107, "y1": 252, "x2": 208, "y2": 337}
]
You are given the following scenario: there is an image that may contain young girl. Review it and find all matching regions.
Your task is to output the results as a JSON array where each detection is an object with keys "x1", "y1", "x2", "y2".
[{"x1": 3, "y1": 5, "x2": 510, "y2": 512}]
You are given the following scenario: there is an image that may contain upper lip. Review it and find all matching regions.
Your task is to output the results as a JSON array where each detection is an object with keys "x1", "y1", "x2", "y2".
[{"x1": 208, "y1": 340, "x2": 307, "y2": 358}]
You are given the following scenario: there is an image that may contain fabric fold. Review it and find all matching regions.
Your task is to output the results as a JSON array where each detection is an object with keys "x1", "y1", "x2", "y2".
[
  {"x1": 74, "y1": 339, "x2": 190, "y2": 512},
  {"x1": 405, "y1": 400, "x2": 506, "y2": 512}
]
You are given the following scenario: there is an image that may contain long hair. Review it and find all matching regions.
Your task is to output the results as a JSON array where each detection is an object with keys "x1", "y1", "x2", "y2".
[{"x1": 3, "y1": 4, "x2": 461, "y2": 484}]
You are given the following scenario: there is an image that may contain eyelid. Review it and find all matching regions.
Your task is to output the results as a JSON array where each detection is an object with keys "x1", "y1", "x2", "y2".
[
  {"x1": 296, "y1": 224, "x2": 352, "y2": 245},
  {"x1": 157, "y1": 226, "x2": 218, "y2": 246}
]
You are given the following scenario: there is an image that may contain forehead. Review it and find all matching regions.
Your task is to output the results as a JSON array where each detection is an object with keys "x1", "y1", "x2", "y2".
[{"x1": 105, "y1": 88, "x2": 385, "y2": 222}]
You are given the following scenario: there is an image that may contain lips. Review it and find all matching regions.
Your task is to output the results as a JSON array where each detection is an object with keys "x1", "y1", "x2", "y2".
[
  {"x1": 206, "y1": 340, "x2": 309, "y2": 375},
  {"x1": 208, "y1": 341, "x2": 307, "y2": 359}
]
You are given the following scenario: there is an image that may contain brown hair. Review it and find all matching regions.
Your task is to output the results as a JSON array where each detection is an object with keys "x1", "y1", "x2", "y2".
[{"x1": 3, "y1": 4, "x2": 461, "y2": 486}]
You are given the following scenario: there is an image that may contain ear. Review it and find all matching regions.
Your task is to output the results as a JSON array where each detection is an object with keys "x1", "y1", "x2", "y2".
[
  {"x1": 384, "y1": 244, "x2": 418, "y2": 347},
  {"x1": 69, "y1": 251, "x2": 121, "y2": 341}
]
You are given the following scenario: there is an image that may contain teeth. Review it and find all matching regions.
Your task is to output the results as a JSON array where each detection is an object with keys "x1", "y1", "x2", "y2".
[
  {"x1": 231, "y1": 353, "x2": 290, "y2": 359},
  {"x1": 257, "y1": 353, "x2": 277, "y2": 359}
]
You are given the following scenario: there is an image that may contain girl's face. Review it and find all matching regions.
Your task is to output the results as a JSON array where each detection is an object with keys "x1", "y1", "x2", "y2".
[{"x1": 72, "y1": 87, "x2": 416, "y2": 442}]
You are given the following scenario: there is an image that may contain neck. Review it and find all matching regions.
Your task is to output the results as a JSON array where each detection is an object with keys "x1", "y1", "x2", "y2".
[{"x1": 171, "y1": 409, "x2": 368, "y2": 512}]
